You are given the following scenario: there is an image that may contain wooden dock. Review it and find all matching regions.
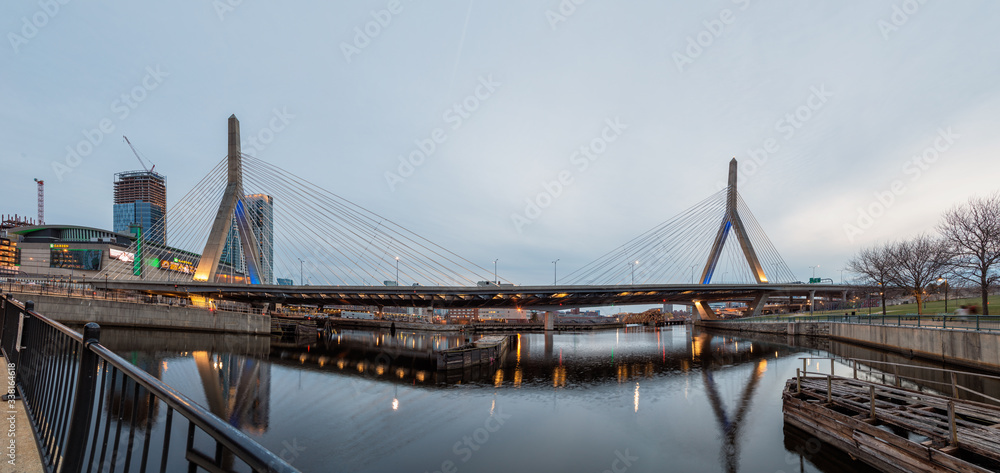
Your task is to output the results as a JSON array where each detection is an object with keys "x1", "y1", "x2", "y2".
[{"x1": 784, "y1": 373, "x2": 1000, "y2": 473}]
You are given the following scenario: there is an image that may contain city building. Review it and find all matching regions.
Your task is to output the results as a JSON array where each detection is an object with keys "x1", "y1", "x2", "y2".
[
  {"x1": 0, "y1": 237, "x2": 19, "y2": 275},
  {"x1": 113, "y1": 170, "x2": 167, "y2": 245},
  {"x1": 220, "y1": 194, "x2": 274, "y2": 284},
  {"x1": 8, "y1": 225, "x2": 135, "y2": 278}
]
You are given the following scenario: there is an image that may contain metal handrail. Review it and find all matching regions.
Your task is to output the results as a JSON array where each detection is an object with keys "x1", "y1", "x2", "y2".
[
  {"x1": 0, "y1": 294, "x2": 298, "y2": 473},
  {"x1": 88, "y1": 343, "x2": 290, "y2": 472}
]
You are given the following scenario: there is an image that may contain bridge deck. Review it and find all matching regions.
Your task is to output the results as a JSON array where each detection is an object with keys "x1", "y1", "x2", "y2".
[{"x1": 97, "y1": 280, "x2": 852, "y2": 309}]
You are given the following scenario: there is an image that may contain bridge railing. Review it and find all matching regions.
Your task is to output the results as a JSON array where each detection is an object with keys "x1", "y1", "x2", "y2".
[
  {"x1": 0, "y1": 294, "x2": 298, "y2": 473},
  {"x1": 724, "y1": 313, "x2": 1000, "y2": 333}
]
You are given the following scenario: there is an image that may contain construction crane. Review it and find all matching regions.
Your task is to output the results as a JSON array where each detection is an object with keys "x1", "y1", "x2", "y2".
[
  {"x1": 33, "y1": 178, "x2": 44, "y2": 225},
  {"x1": 123, "y1": 135, "x2": 155, "y2": 173}
]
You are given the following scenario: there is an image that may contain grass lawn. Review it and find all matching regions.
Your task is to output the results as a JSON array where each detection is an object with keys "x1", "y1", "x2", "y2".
[{"x1": 806, "y1": 294, "x2": 1000, "y2": 316}]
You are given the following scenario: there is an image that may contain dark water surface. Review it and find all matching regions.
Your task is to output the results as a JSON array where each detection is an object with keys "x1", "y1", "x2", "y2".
[{"x1": 98, "y1": 325, "x2": 892, "y2": 473}]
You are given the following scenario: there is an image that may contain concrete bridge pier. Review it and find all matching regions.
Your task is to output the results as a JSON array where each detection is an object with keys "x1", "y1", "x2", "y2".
[{"x1": 544, "y1": 311, "x2": 554, "y2": 330}]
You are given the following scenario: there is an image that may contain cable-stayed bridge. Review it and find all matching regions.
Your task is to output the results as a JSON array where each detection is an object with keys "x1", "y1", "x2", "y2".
[{"x1": 96, "y1": 115, "x2": 848, "y2": 319}]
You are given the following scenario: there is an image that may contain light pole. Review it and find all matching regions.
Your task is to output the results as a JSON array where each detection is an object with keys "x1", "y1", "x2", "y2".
[
  {"x1": 493, "y1": 259, "x2": 499, "y2": 285},
  {"x1": 689, "y1": 265, "x2": 696, "y2": 284},
  {"x1": 631, "y1": 260, "x2": 639, "y2": 285},
  {"x1": 297, "y1": 258, "x2": 304, "y2": 286},
  {"x1": 722, "y1": 272, "x2": 728, "y2": 284},
  {"x1": 938, "y1": 276, "x2": 949, "y2": 313},
  {"x1": 552, "y1": 259, "x2": 559, "y2": 285},
  {"x1": 809, "y1": 265, "x2": 820, "y2": 279},
  {"x1": 395, "y1": 256, "x2": 399, "y2": 285},
  {"x1": 839, "y1": 269, "x2": 845, "y2": 284}
]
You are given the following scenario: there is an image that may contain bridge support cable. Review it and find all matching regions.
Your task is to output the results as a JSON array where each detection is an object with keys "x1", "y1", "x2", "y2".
[
  {"x1": 563, "y1": 158, "x2": 797, "y2": 286},
  {"x1": 240, "y1": 154, "x2": 497, "y2": 286},
  {"x1": 736, "y1": 195, "x2": 795, "y2": 283},
  {"x1": 561, "y1": 189, "x2": 730, "y2": 285},
  {"x1": 243, "y1": 155, "x2": 495, "y2": 284}
]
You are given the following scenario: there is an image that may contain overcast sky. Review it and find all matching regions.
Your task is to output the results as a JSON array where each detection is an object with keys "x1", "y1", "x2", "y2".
[{"x1": 3, "y1": 1, "x2": 999, "y2": 286}]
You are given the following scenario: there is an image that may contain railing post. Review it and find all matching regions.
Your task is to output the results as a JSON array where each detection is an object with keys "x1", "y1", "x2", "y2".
[
  {"x1": 869, "y1": 385, "x2": 876, "y2": 420},
  {"x1": 61, "y1": 323, "x2": 101, "y2": 473},
  {"x1": 976, "y1": 314, "x2": 980, "y2": 332},
  {"x1": 796, "y1": 368, "x2": 801, "y2": 394},
  {"x1": 803, "y1": 359, "x2": 807, "y2": 377},
  {"x1": 951, "y1": 372, "x2": 959, "y2": 399},
  {"x1": 826, "y1": 375, "x2": 832, "y2": 404},
  {"x1": 948, "y1": 400, "x2": 958, "y2": 447}
]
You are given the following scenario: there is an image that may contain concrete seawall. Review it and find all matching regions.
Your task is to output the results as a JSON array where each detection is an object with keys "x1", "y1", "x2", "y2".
[
  {"x1": 8, "y1": 292, "x2": 270, "y2": 334},
  {"x1": 702, "y1": 320, "x2": 1000, "y2": 373}
]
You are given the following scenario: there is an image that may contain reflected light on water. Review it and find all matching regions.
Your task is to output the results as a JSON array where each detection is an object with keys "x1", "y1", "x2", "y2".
[
  {"x1": 553, "y1": 366, "x2": 566, "y2": 388},
  {"x1": 634, "y1": 383, "x2": 639, "y2": 412},
  {"x1": 392, "y1": 398, "x2": 398, "y2": 411}
]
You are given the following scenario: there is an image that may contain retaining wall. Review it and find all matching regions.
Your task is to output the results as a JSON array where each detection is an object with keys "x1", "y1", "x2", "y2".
[
  {"x1": 701, "y1": 320, "x2": 1000, "y2": 372},
  {"x1": 7, "y1": 292, "x2": 270, "y2": 334}
]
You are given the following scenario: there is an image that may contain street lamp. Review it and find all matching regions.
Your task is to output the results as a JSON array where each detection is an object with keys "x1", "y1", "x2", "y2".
[
  {"x1": 297, "y1": 258, "x2": 304, "y2": 286},
  {"x1": 552, "y1": 259, "x2": 559, "y2": 285},
  {"x1": 631, "y1": 260, "x2": 639, "y2": 285},
  {"x1": 809, "y1": 265, "x2": 820, "y2": 279},
  {"x1": 493, "y1": 259, "x2": 499, "y2": 285},
  {"x1": 395, "y1": 256, "x2": 400, "y2": 285},
  {"x1": 689, "y1": 265, "x2": 696, "y2": 284},
  {"x1": 937, "y1": 276, "x2": 949, "y2": 313}
]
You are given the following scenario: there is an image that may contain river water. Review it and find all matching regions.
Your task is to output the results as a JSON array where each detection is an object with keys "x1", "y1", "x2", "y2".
[{"x1": 99, "y1": 325, "x2": 891, "y2": 473}]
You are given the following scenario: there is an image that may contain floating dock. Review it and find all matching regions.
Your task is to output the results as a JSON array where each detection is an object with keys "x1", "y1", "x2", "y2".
[
  {"x1": 436, "y1": 335, "x2": 510, "y2": 370},
  {"x1": 783, "y1": 373, "x2": 1000, "y2": 473}
]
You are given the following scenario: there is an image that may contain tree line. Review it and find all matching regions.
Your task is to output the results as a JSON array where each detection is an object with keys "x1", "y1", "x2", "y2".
[{"x1": 847, "y1": 193, "x2": 1000, "y2": 315}]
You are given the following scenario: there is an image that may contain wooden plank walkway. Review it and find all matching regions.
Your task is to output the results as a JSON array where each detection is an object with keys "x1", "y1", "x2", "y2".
[{"x1": 784, "y1": 375, "x2": 1000, "y2": 473}]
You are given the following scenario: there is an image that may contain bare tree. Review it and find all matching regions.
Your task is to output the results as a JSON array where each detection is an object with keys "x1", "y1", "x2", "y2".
[
  {"x1": 888, "y1": 235, "x2": 951, "y2": 315},
  {"x1": 938, "y1": 193, "x2": 1000, "y2": 315},
  {"x1": 847, "y1": 242, "x2": 895, "y2": 315}
]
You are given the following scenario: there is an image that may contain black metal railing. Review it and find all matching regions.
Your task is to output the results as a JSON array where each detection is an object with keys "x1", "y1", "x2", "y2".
[
  {"x1": 723, "y1": 312, "x2": 1000, "y2": 332},
  {"x1": 0, "y1": 294, "x2": 298, "y2": 473}
]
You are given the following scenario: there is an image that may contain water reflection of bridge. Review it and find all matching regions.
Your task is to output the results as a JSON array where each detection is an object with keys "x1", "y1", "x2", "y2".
[{"x1": 96, "y1": 328, "x2": 272, "y2": 434}]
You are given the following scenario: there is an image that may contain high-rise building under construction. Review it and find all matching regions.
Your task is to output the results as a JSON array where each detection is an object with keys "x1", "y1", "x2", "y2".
[{"x1": 113, "y1": 170, "x2": 167, "y2": 245}]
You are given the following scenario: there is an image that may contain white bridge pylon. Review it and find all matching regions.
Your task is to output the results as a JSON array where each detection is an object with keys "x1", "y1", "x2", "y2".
[
  {"x1": 694, "y1": 158, "x2": 772, "y2": 322},
  {"x1": 193, "y1": 115, "x2": 264, "y2": 284},
  {"x1": 700, "y1": 158, "x2": 768, "y2": 285}
]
